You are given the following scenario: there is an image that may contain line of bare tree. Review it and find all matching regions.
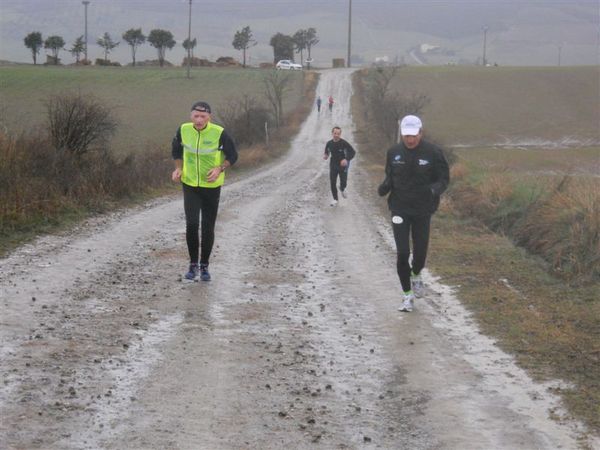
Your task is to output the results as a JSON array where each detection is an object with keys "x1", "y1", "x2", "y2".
[
  {"x1": 269, "y1": 28, "x2": 319, "y2": 68},
  {"x1": 24, "y1": 29, "x2": 178, "y2": 67},
  {"x1": 24, "y1": 26, "x2": 319, "y2": 68}
]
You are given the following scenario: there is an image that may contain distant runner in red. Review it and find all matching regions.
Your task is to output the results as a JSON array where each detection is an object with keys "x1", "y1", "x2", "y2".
[{"x1": 328, "y1": 95, "x2": 334, "y2": 112}]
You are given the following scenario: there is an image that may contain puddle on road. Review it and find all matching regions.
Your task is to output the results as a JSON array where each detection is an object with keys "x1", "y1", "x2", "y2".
[{"x1": 66, "y1": 312, "x2": 184, "y2": 449}]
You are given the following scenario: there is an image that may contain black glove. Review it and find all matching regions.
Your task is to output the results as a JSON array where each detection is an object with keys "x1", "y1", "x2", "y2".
[{"x1": 378, "y1": 177, "x2": 391, "y2": 196}]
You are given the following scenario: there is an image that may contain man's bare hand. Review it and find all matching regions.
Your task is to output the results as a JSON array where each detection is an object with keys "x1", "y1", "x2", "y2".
[
  {"x1": 171, "y1": 168, "x2": 182, "y2": 182},
  {"x1": 206, "y1": 167, "x2": 222, "y2": 183}
]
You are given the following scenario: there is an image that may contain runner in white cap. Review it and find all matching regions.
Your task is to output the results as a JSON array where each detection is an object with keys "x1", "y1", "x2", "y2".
[{"x1": 378, "y1": 115, "x2": 450, "y2": 312}]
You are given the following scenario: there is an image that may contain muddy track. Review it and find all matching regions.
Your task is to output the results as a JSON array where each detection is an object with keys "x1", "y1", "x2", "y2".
[{"x1": 0, "y1": 70, "x2": 595, "y2": 449}]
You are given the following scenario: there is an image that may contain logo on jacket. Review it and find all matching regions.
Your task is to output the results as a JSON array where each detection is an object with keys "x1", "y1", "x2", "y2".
[
  {"x1": 203, "y1": 140, "x2": 214, "y2": 145},
  {"x1": 392, "y1": 154, "x2": 404, "y2": 165},
  {"x1": 418, "y1": 159, "x2": 430, "y2": 166}
]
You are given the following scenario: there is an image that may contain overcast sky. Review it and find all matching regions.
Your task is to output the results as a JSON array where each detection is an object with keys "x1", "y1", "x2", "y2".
[{"x1": 0, "y1": 0, "x2": 598, "y2": 66}]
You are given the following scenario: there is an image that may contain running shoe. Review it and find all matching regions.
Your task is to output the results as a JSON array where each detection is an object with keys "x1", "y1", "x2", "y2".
[
  {"x1": 184, "y1": 263, "x2": 199, "y2": 281},
  {"x1": 411, "y1": 274, "x2": 424, "y2": 297},
  {"x1": 398, "y1": 293, "x2": 414, "y2": 312},
  {"x1": 199, "y1": 263, "x2": 211, "y2": 281},
  {"x1": 330, "y1": 199, "x2": 338, "y2": 207},
  {"x1": 341, "y1": 190, "x2": 347, "y2": 199}
]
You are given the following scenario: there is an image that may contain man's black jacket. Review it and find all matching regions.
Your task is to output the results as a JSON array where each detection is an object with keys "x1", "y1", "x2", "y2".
[{"x1": 378, "y1": 139, "x2": 449, "y2": 216}]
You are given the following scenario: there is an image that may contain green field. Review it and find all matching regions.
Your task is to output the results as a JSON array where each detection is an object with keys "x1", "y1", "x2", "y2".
[
  {"x1": 386, "y1": 66, "x2": 600, "y2": 147},
  {"x1": 454, "y1": 147, "x2": 600, "y2": 177},
  {"x1": 0, "y1": 66, "x2": 306, "y2": 154}
]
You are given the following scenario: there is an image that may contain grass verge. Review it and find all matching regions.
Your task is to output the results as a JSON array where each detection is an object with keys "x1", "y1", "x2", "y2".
[
  {"x1": 351, "y1": 68, "x2": 600, "y2": 439},
  {"x1": 0, "y1": 68, "x2": 319, "y2": 256},
  {"x1": 429, "y1": 204, "x2": 600, "y2": 436}
]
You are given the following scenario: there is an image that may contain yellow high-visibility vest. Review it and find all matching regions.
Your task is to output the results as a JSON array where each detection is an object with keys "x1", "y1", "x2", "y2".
[{"x1": 180, "y1": 122, "x2": 225, "y2": 187}]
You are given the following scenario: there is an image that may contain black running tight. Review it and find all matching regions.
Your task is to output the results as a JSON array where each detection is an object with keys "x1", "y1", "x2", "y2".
[
  {"x1": 329, "y1": 165, "x2": 348, "y2": 201},
  {"x1": 182, "y1": 184, "x2": 221, "y2": 265},
  {"x1": 392, "y1": 214, "x2": 431, "y2": 292}
]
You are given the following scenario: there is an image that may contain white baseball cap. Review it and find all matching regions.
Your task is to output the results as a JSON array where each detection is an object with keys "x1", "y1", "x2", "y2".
[{"x1": 400, "y1": 115, "x2": 422, "y2": 136}]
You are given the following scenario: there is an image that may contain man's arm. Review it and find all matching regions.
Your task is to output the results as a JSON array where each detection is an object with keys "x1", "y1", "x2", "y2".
[
  {"x1": 430, "y1": 148, "x2": 450, "y2": 196},
  {"x1": 323, "y1": 141, "x2": 330, "y2": 160},
  {"x1": 344, "y1": 140, "x2": 356, "y2": 161},
  {"x1": 171, "y1": 127, "x2": 183, "y2": 182},
  {"x1": 219, "y1": 130, "x2": 238, "y2": 167},
  {"x1": 377, "y1": 150, "x2": 392, "y2": 196},
  {"x1": 206, "y1": 130, "x2": 238, "y2": 182}
]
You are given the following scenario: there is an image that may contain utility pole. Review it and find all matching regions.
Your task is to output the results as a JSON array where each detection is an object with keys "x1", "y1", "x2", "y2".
[
  {"x1": 557, "y1": 44, "x2": 562, "y2": 66},
  {"x1": 187, "y1": 0, "x2": 192, "y2": 79},
  {"x1": 347, "y1": 0, "x2": 352, "y2": 68},
  {"x1": 482, "y1": 25, "x2": 488, "y2": 66},
  {"x1": 82, "y1": 1, "x2": 90, "y2": 62}
]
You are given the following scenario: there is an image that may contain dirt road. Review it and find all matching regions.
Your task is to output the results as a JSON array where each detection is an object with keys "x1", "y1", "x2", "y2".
[{"x1": 0, "y1": 70, "x2": 594, "y2": 449}]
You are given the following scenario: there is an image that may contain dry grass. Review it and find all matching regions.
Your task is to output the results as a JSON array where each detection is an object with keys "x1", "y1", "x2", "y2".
[
  {"x1": 515, "y1": 178, "x2": 600, "y2": 280},
  {"x1": 0, "y1": 66, "x2": 314, "y2": 254},
  {"x1": 231, "y1": 70, "x2": 319, "y2": 170},
  {"x1": 382, "y1": 66, "x2": 600, "y2": 146},
  {"x1": 429, "y1": 210, "x2": 600, "y2": 435},
  {"x1": 351, "y1": 67, "x2": 600, "y2": 437},
  {"x1": 0, "y1": 66, "x2": 306, "y2": 157},
  {"x1": 0, "y1": 131, "x2": 171, "y2": 246},
  {"x1": 450, "y1": 166, "x2": 600, "y2": 281}
]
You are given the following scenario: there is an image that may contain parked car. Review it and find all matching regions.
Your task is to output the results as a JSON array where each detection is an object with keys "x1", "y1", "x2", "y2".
[{"x1": 276, "y1": 59, "x2": 302, "y2": 70}]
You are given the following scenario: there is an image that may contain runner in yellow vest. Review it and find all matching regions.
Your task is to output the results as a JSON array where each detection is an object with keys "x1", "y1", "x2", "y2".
[{"x1": 171, "y1": 101, "x2": 238, "y2": 281}]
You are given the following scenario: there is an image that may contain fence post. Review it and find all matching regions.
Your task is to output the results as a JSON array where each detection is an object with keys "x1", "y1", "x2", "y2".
[{"x1": 265, "y1": 121, "x2": 269, "y2": 148}]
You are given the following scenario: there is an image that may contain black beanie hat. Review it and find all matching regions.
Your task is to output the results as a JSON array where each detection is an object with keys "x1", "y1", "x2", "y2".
[{"x1": 191, "y1": 101, "x2": 211, "y2": 113}]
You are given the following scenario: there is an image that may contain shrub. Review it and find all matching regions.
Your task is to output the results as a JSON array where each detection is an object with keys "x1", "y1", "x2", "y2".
[
  {"x1": 449, "y1": 167, "x2": 600, "y2": 282},
  {"x1": 514, "y1": 177, "x2": 600, "y2": 281},
  {"x1": 217, "y1": 95, "x2": 271, "y2": 147},
  {"x1": 1, "y1": 93, "x2": 171, "y2": 246},
  {"x1": 46, "y1": 92, "x2": 118, "y2": 158}
]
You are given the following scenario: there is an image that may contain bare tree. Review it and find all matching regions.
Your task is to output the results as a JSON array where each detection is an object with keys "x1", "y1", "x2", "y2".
[
  {"x1": 70, "y1": 36, "x2": 85, "y2": 63},
  {"x1": 217, "y1": 95, "x2": 271, "y2": 146},
  {"x1": 369, "y1": 66, "x2": 398, "y2": 102},
  {"x1": 46, "y1": 92, "x2": 118, "y2": 157},
  {"x1": 24, "y1": 32, "x2": 43, "y2": 65},
  {"x1": 232, "y1": 26, "x2": 257, "y2": 68},
  {"x1": 269, "y1": 32, "x2": 294, "y2": 63},
  {"x1": 122, "y1": 28, "x2": 146, "y2": 66},
  {"x1": 305, "y1": 28, "x2": 319, "y2": 69},
  {"x1": 182, "y1": 38, "x2": 197, "y2": 59},
  {"x1": 148, "y1": 29, "x2": 176, "y2": 67},
  {"x1": 384, "y1": 92, "x2": 430, "y2": 144},
  {"x1": 293, "y1": 29, "x2": 307, "y2": 65},
  {"x1": 366, "y1": 67, "x2": 429, "y2": 144},
  {"x1": 97, "y1": 32, "x2": 119, "y2": 63},
  {"x1": 44, "y1": 35, "x2": 65, "y2": 64},
  {"x1": 263, "y1": 70, "x2": 292, "y2": 128}
]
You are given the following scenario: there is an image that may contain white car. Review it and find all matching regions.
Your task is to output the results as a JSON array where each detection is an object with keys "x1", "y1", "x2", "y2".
[{"x1": 276, "y1": 60, "x2": 302, "y2": 70}]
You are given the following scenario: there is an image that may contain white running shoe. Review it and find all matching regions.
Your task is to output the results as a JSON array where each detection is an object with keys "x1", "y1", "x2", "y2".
[
  {"x1": 341, "y1": 190, "x2": 347, "y2": 199},
  {"x1": 398, "y1": 293, "x2": 414, "y2": 312},
  {"x1": 412, "y1": 275, "x2": 424, "y2": 297},
  {"x1": 330, "y1": 199, "x2": 338, "y2": 207}
]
